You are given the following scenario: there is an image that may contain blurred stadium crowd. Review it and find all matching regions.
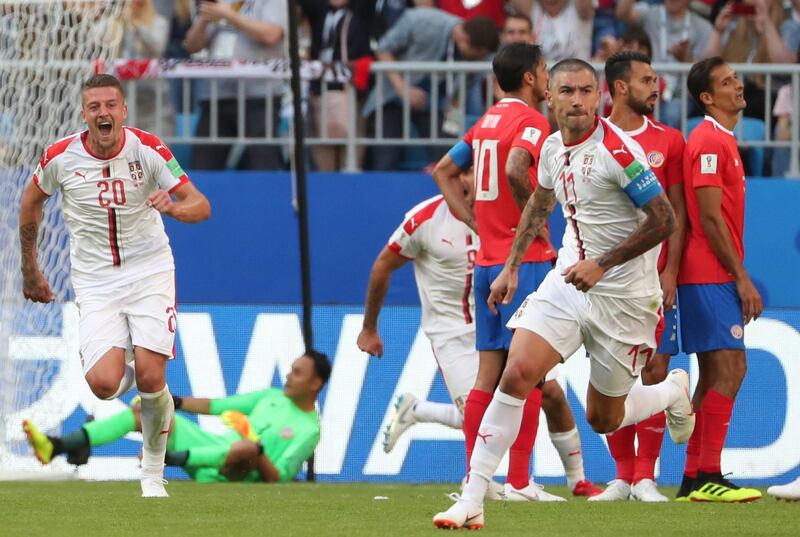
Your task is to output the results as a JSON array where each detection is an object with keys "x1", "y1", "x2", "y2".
[{"x1": 8, "y1": 0, "x2": 800, "y2": 173}]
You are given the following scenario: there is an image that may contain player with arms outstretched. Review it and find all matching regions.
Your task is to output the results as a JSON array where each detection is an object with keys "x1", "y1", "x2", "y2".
[
  {"x1": 597, "y1": 51, "x2": 687, "y2": 502},
  {"x1": 433, "y1": 43, "x2": 600, "y2": 500},
  {"x1": 19, "y1": 74, "x2": 211, "y2": 497},
  {"x1": 433, "y1": 59, "x2": 695, "y2": 530}
]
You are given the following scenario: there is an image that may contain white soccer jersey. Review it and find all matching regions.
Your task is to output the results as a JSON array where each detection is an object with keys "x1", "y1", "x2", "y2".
[
  {"x1": 537, "y1": 117, "x2": 663, "y2": 298},
  {"x1": 32, "y1": 127, "x2": 189, "y2": 292},
  {"x1": 388, "y1": 196, "x2": 480, "y2": 340}
]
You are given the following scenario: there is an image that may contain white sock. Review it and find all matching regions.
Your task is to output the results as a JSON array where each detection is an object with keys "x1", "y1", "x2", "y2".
[
  {"x1": 617, "y1": 379, "x2": 679, "y2": 430},
  {"x1": 104, "y1": 364, "x2": 136, "y2": 400},
  {"x1": 549, "y1": 427, "x2": 585, "y2": 490},
  {"x1": 412, "y1": 401, "x2": 463, "y2": 429},
  {"x1": 139, "y1": 384, "x2": 174, "y2": 477},
  {"x1": 462, "y1": 389, "x2": 525, "y2": 505}
]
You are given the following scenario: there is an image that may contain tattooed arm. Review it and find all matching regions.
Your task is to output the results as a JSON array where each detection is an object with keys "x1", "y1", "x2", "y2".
[
  {"x1": 563, "y1": 192, "x2": 675, "y2": 292},
  {"x1": 506, "y1": 148, "x2": 534, "y2": 213},
  {"x1": 19, "y1": 181, "x2": 54, "y2": 303},
  {"x1": 507, "y1": 147, "x2": 552, "y2": 244},
  {"x1": 487, "y1": 186, "x2": 557, "y2": 312}
]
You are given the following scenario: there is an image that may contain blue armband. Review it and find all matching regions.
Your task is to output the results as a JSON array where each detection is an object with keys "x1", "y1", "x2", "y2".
[
  {"x1": 623, "y1": 168, "x2": 663, "y2": 208},
  {"x1": 447, "y1": 140, "x2": 473, "y2": 170}
]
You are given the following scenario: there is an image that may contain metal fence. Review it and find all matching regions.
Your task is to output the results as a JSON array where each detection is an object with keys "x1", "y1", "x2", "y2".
[{"x1": 3, "y1": 58, "x2": 799, "y2": 174}]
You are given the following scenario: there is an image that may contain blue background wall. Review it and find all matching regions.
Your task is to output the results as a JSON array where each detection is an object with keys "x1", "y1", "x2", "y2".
[
  {"x1": 36, "y1": 173, "x2": 800, "y2": 485},
  {"x1": 166, "y1": 172, "x2": 800, "y2": 308}
]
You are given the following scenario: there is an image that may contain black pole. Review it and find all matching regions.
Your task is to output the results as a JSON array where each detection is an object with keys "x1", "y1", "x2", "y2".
[
  {"x1": 287, "y1": 0, "x2": 314, "y2": 352},
  {"x1": 287, "y1": 0, "x2": 316, "y2": 483}
]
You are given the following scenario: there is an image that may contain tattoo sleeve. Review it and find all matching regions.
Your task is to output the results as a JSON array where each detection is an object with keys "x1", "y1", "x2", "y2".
[
  {"x1": 507, "y1": 187, "x2": 557, "y2": 267},
  {"x1": 19, "y1": 222, "x2": 39, "y2": 272},
  {"x1": 506, "y1": 148, "x2": 534, "y2": 213},
  {"x1": 596, "y1": 193, "x2": 675, "y2": 270}
]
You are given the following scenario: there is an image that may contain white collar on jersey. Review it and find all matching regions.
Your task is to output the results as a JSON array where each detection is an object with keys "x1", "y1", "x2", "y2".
[
  {"x1": 623, "y1": 116, "x2": 651, "y2": 137},
  {"x1": 704, "y1": 114, "x2": 734, "y2": 136},
  {"x1": 498, "y1": 97, "x2": 528, "y2": 106}
]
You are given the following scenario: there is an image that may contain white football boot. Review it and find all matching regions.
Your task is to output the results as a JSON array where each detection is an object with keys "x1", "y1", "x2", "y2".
[
  {"x1": 631, "y1": 479, "x2": 669, "y2": 502},
  {"x1": 768, "y1": 477, "x2": 800, "y2": 501},
  {"x1": 587, "y1": 479, "x2": 631, "y2": 502},
  {"x1": 503, "y1": 480, "x2": 567, "y2": 502}
]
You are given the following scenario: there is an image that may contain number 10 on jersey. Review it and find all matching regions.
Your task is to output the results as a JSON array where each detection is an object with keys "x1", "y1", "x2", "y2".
[{"x1": 472, "y1": 139, "x2": 499, "y2": 201}]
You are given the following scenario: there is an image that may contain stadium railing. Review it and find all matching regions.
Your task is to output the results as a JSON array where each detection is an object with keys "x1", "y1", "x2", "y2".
[{"x1": 19, "y1": 59, "x2": 800, "y2": 175}]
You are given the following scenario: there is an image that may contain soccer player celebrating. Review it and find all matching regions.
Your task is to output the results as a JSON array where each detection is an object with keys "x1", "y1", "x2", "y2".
[
  {"x1": 597, "y1": 51, "x2": 687, "y2": 503},
  {"x1": 433, "y1": 59, "x2": 695, "y2": 530},
  {"x1": 675, "y1": 57, "x2": 762, "y2": 503},
  {"x1": 433, "y1": 43, "x2": 600, "y2": 501},
  {"x1": 19, "y1": 74, "x2": 211, "y2": 497},
  {"x1": 23, "y1": 352, "x2": 329, "y2": 484},
  {"x1": 357, "y1": 170, "x2": 598, "y2": 498}
]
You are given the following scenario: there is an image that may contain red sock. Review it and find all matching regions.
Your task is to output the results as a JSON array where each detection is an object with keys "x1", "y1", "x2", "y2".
[
  {"x1": 699, "y1": 390, "x2": 734, "y2": 474},
  {"x1": 683, "y1": 410, "x2": 704, "y2": 478},
  {"x1": 507, "y1": 387, "x2": 542, "y2": 489},
  {"x1": 607, "y1": 425, "x2": 636, "y2": 483},
  {"x1": 463, "y1": 389, "x2": 493, "y2": 474},
  {"x1": 634, "y1": 412, "x2": 666, "y2": 482}
]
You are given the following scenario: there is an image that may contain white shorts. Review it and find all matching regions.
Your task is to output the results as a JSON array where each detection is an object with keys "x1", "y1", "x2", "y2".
[
  {"x1": 430, "y1": 331, "x2": 479, "y2": 412},
  {"x1": 507, "y1": 269, "x2": 661, "y2": 397},
  {"x1": 76, "y1": 270, "x2": 177, "y2": 374}
]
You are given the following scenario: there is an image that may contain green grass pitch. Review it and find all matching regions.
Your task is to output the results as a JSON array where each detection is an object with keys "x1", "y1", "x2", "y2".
[{"x1": 0, "y1": 482, "x2": 796, "y2": 536}]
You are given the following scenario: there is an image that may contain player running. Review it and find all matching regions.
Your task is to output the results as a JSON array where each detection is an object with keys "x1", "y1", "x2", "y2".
[
  {"x1": 675, "y1": 57, "x2": 763, "y2": 503},
  {"x1": 23, "y1": 352, "x2": 329, "y2": 484},
  {"x1": 19, "y1": 74, "x2": 211, "y2": 497},
  {"x1": 357, "y1": 169, "x2": 598, "y2": 498},
  {"x1": 433, "y1": 59, "x2": 694, "y2": 530},
  {"x1": 595, "y1": 51, "x2": 687, "y2": 503},
  {"x1": 433, "y1": 43, "x2": 600, "y2": 500},
  {"x1": 357, "y1": 170, "x2": 481, "y2": 452}
]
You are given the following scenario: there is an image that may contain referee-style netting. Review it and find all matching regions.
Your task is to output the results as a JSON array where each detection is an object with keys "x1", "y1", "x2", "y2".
[{"x1": 0, "y1": 0, "x2": 126, "y2": 478}]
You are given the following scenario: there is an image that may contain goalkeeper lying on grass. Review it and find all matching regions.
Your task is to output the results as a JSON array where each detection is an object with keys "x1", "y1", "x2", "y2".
[{"x1": 24, "y1": 351, "x2": 330, "y2": 483}]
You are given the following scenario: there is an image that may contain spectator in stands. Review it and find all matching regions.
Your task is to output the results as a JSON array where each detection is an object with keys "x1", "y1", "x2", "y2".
[
  {"x1": 616, "y1": 0, "x2": 713, "y2": 127},
  {"x1": 299, "y1": 0, "x2": 373, "y2": 171},
  {"x1": 592, "y1": 0, "x2": 626, "y2": 56},
  {"x1": 517, "y1": 0, "x2": 595, "y2": 61},
  {"x1": 120, "y1": 0, "x2": 176, "y2": 137},
  {"x1": 771, "y1": 83, "x2": 793, "y2": 177},
  {"x1": 363, "y1": 8, "x2": 498, "y2": 170},
  {"x1": 164, "y1": 1, "x2": 196, "y2": 117},
  {"x1": 184, "y1": 0, "x2": 286, "y2": 170},
  {"x1": 501, "y1": 11, "x2": 534, "y2": 44},
  {"x1": 781, "y1": 0, "x2": 800, "y2": 58},
  {"x1": 703, "y1": 0, "x2": 793, "y2": 120}
]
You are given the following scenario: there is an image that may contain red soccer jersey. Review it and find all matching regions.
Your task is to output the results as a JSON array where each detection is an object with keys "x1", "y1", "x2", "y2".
[
  {"x1": 679, "y1": 116, "x2": 746, "y2": 284},
  {"x1": 625, "y1": 117, "x2": 685, "y2": 273},
  {"x1": 463, "y1": 98, "x2": 555, "y2": 266}
]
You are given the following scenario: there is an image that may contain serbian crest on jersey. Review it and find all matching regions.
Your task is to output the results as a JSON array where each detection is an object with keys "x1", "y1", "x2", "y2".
[
  {"x1": 128, "y1": 160, "x2": 144, "y2": 188},
  {"x1": 647, "y1": 151, "x2": 665, "y2": 168}
]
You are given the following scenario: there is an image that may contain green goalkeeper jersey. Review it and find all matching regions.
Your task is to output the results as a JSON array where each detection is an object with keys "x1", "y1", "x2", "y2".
[{"x1": 209, "y1": 388, "x2": 320, "y2": 482}]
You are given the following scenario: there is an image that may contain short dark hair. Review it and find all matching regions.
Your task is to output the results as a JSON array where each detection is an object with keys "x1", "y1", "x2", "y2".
[
  {"x1": 82, "y1": 73, "x2": 125, "y2": 97},
  {"x1": 463, "y1": 16, "x2": 499, "y2": 54},
  {"x1": 620, "y1": 26, "x2": 652, "y2": 57},
  {"x1": 605, "y1": 51, "x2": 651, "y2": 97},
  {"x1": 687, "y1": 56, "x2": 727, "y2": 113},
  {"x1": 504, "y1": 12, "x2": 532, "y2": 32},
  {"x1": 549, "y1": 58, "x2": 598, "y2": 89},
  {"x1": 493, "y1": 43, "x2": 544, "y2": 92},
  {"x1": 305, "y1": 349, "x2": 331, "y2": 386}
]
